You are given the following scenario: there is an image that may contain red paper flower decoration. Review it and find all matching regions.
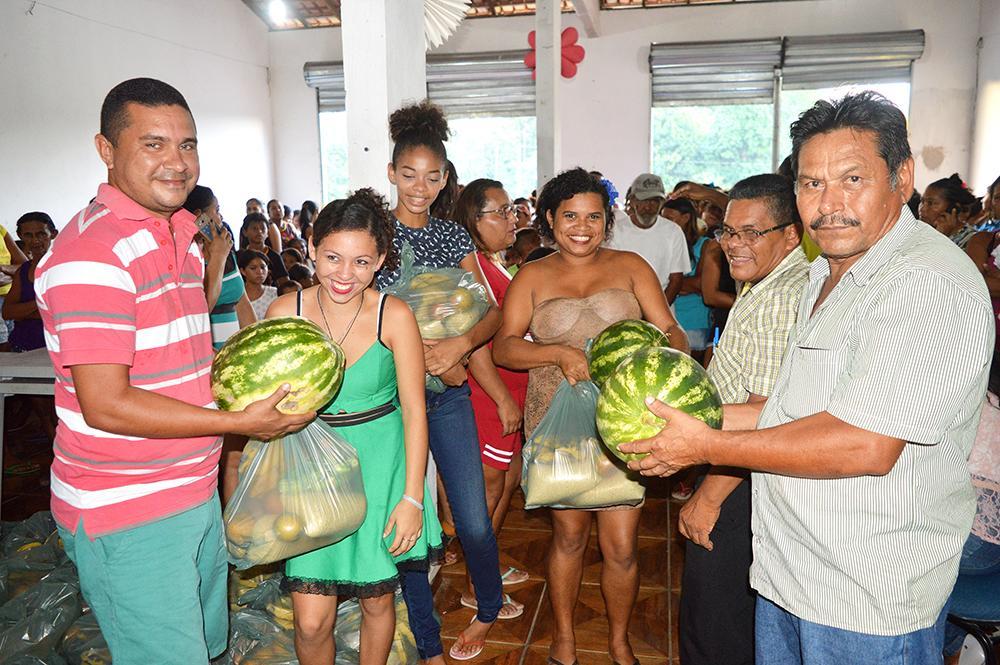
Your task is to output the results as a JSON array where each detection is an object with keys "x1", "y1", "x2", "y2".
[{"x1": 524, "y1": 27, "x2": 586, "y2": 79}]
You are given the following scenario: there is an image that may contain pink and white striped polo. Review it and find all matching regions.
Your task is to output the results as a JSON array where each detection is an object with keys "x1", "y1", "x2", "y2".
[{"x1": 35, "y1": 184, "x2": 221, "y2": 537}]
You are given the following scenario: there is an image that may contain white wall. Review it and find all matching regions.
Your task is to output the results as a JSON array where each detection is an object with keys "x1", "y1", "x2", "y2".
[
  {"x1": 971, "y1": 0, "x2": 1000, "y2": 192},
  {"x1": 268, "y1": 0, "x2": 982, "y2": 201},
  {"x1": 1, "y1": 0, "x2": 274, "y2": 229}
]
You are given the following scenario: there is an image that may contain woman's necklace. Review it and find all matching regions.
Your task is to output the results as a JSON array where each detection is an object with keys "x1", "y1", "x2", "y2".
[{"x1": 316, "y1": 286, "x2": 365, "y2": 345}]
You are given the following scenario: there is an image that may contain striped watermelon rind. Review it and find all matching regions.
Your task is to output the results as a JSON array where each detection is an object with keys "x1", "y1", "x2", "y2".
[
  {"x1": 211, "y1": 317, "x2": 345, "y2": 414},
  {"x1": 587, "y1": 319, "x2": 670, "y2": 387},
  {"x1": 596, "y1": 346, "x2": 723, "y2": 462}
]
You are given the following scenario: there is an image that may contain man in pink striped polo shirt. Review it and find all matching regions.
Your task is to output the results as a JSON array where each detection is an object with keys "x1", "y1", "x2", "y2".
[{"x1": 35, "y1": 78, "x2": 313, "y2": 664}]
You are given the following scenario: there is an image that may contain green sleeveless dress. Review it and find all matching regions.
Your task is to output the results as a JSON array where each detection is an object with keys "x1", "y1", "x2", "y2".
[{"x1": 285, "y1": 293, "x2": 444, "y2": 599}]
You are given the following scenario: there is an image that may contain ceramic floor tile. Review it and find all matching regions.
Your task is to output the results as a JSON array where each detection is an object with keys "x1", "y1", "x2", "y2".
[
  {"x1": 530, "y1": 584, "x2": 669, "y2": 660},
  {"x1": 669, "y1": 538, "x2": 684, "y2": 591},
  {"x1": 434, "y1": 573, "x2": 543, "y2": 645},
  {"x1": 523, "y1": 645, "x2": 670, "y2": 664},
  {"x1": 637, "y1": 498, "x2": 670, "y2": 540},
  {"x1": 442, "y1": 639, "x2": 525, "y2": 664}
]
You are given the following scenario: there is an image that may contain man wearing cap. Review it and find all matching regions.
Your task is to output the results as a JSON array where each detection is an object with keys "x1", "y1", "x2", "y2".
[{"x1": 607, "y1": 173, "x2": 691, "y2": 303}]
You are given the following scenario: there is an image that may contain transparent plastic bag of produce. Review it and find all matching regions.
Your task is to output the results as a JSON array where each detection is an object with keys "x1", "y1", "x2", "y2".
[
  {"x1": 522, "y1": 380, "x2": 645, "y2": 510},
  {"x1": 224, "y1": 421, "x2": 368, "y2": 569},
  {"x1": 383, "y1": 242, "x2": 489, "y2": 340},
  {"x1": 59, "y1": 612, "x2": 110, "y2": 665}
]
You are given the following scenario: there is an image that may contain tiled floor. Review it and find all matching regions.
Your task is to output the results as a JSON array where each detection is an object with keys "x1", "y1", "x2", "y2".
[
  {"x1": 432, "y1": 479, "x2": 678, "y2": 665},
  {"x1": 2, "y1": 397, "x2": 682, "y2": 664}
]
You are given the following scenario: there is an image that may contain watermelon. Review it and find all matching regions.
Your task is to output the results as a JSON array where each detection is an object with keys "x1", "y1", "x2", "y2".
[
  {"x1": 588, "y1": 319, "x2": 670, "y2": 387},
  {"x1": 596, "y1": 346, "x2": 723, "y2": 462},
  {"x1": 212, "y1": 317, "x2": 345, "y2": 414}
]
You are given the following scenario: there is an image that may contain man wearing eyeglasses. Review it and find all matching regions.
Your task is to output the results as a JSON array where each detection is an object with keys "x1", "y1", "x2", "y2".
[{"x1": 677, "y1": 173, "x2": 809, "y2": 665}]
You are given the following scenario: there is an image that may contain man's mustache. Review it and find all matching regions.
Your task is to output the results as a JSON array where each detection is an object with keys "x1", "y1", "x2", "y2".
[{"x1": 810, "y1": 213, "x2": 861, "y2": 230}]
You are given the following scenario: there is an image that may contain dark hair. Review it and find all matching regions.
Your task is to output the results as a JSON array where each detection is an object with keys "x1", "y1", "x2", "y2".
[
  {"x1": 278, "y1": 281, "x2": 302, "y2": 295},
  {"x1": 243, "y1": 212, "x2": 268, "y2": 229},
  {"x1": 100, "y1": 78, "x2": 191, "y2": 146},
  {"x1": 389, "y1": 100, "x2": 449, "y2": 166},
  {"x1": 299, "y1": 200, "x2": 318, "y2": 240},
  {"x1": 661, "y1": 197, "x2": 698, "y2": 225},
  {"x1": 524, "y1": 246, "x2": 556, "y2": 263},
  {"x1": 288, "y1": 263, "x2": 313, "y2": 283},
  {"x1": 790, "y1": 91, "x2": 911, "y2": 189},
  {"x1": 907, "y1": 190, "x2": 921, "y2": 217},
  {"x1": 246, "y1": 197, "x2": 263, "y2": 209},
  {"x1": 237, "y1": 249, "x2": 268, "y2": 270},
  {"x1": 430, "y1": 160, "x2": 460, "y2": 220},
  {"x1": 282, "y1": 204, "x2": 291, "y2": 218},
  {"x1": 313, "y1": 188, "x2": 399, "y2": 272},
  {"x1": 16, "y1": 211, "x2": 57, "y2": 236},
  {"x1": 282, "y1": 248, "x2": 304, "y2": 263},
  {"x1": 925, "y1": 173, "x2": 979, "y2": 215},
  {"x1": 183, "y1": 185, "x2": 215, "y2": 214},
  {"x1": 728, "y1": 174, "x2": 801, "y2": 231},
  {"x1": 454, "y1": 178, "x2": 505, "y2": 250},
  {"x1": 240, "y1": 212, "x2": 268, "y2": 250},
  {"x1": 534, "y1": 168, "x2": 613, "y2": 243},
  {"x1": 512, "y1": 227, "x2": 541, "y2": 254},
  {"x1": 513, "y1": 197, "x2": 530, "y2": 206},
  {"x1": 989, "y1": 175, "x2": 1000, "y2": 197},
  {"x1": 661, "y1": 197, "x2": 700, "y2": 247},
  {"x1": 776, "y1": 155, "x2": 794, "y2": 181}
]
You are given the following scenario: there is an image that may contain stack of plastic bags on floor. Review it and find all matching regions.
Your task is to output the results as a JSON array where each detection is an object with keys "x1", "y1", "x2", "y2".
[
  {"x1": 0, "y1": 511, "x2": 109, "y2": 665},
  {"x1": 220, "y1": 566, "x2": 418, "y2": 664},
  {"x1": 0, "y1": 512, "x2": 419, "y2": 665}
]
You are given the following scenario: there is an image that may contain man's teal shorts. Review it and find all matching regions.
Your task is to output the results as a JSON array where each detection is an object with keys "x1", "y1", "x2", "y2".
[{"x1": 58, "y1": 493, "x2": 228, "y2": 665}]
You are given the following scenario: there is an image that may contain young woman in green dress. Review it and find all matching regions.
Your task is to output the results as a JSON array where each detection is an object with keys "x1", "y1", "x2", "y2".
[{"x1": 266, "y1": 189, "x2": 442, "y2": 665}]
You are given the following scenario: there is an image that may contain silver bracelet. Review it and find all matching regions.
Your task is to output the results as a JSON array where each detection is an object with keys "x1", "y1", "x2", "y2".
[{"x1": 401, "y1": 494, "x2": 424, "y2": 511}]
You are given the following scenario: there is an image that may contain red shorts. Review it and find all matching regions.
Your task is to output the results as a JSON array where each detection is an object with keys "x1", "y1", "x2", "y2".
[{"x1": 468, "y1": 368, "x2": 528, "y2": 471}]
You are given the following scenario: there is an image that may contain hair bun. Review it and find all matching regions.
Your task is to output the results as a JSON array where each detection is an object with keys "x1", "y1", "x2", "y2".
[
  {"x1": 389, "y1": 100, "x2": 449, "y2": 144},
  {"x1": 347, "y1": 187, "x2": 391, "y2": 216}
]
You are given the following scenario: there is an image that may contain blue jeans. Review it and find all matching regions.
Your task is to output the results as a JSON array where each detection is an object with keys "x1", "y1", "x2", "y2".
[
  {"x1": 400, "y1": 384, "x2": 503, "y2": 658},
  {"x1": 943, "y1": 533, "x2": 1000, "y2": 655},
  {"x1": 756, "y1": 595, "x2": 948, "y2": 665}
]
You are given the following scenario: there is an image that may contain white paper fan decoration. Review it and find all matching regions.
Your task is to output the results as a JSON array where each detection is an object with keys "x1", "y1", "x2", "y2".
[{"x1": 425, "y1": 0, "x2": 471, "y2": 50}]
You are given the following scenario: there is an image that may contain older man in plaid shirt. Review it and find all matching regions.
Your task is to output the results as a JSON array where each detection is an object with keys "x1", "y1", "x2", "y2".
[{"x1": 674, "y1": 173, "x2": 810, "y2": 665}]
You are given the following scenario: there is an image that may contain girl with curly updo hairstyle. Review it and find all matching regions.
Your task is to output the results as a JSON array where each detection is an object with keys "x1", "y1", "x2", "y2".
[
  {"x1": 493, "y1": 168, "x2": 688, "y2": 665},
  {"x1": 265, "y1": 186, "x2": 444, "y2": 665},
  {"x1": 379, "y1": 101, "x2": 512, "y2": 663},
  {"x1": 533, "y1": 167, "x2": 615, "y2": 243},
  {"x1": 919, "y1": 173, "x2": 981, "y2": 243}
]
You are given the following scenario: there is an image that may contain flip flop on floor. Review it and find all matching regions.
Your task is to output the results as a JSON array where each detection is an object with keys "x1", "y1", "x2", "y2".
[
  {"x1": 500, "y1": 566, "x2": 529, "y2": 586},
  {"x1": 460, "y1": 593, "x2": 525, "y2": 619},
  {"x1": 449, "y1": 618, "x2": 487, "y2": 661}
]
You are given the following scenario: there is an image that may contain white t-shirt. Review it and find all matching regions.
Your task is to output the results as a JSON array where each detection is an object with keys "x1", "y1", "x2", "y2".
[{"x1": 607, "y1": 211, "x2": 691, "y2": 290}]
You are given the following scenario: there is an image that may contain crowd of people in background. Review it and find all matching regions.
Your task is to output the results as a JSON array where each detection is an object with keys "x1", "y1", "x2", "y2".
[{"x1": 2, "y1": 75, "x2": 999, "y2": 665}]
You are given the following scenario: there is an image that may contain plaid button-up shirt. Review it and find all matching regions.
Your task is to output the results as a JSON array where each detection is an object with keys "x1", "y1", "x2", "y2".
[{"x1": 707, "y1": 247, "x2": 810, "y2": 405}]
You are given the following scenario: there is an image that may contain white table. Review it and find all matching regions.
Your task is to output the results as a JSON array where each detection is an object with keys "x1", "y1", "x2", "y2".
[{"x1": 1, "y1": 349, "x2": 55, "y2": 518}]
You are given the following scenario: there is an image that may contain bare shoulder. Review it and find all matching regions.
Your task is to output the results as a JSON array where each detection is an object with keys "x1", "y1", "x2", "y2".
[
  {"x1": 603, "y1": 247, "x2": 646, "y2": 270},
  {"x1": 265, "y1": 290, "x2": 300, "y2": 318},
  {"x1": 382, "y1": 293, "x2": 417, "y2": 323}
]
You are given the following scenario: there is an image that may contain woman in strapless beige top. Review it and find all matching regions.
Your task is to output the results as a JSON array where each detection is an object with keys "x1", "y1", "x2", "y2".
[{"x1": 494, "y1": 169, "x2": 688, "y2": 665}]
